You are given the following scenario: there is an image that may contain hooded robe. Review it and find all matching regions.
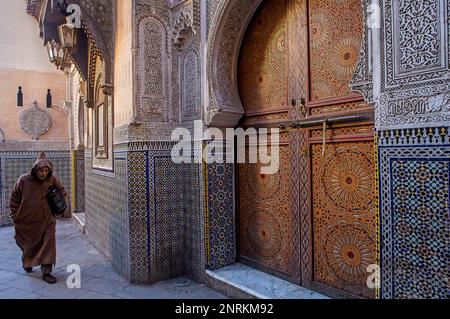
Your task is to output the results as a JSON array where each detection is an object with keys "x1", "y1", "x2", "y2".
[{"x1": 9, "y1": 152, "x2": 67, "y2": 268}]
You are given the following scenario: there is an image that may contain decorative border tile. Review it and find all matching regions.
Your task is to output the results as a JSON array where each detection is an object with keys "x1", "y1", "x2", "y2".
[{"x1": 206, "y1": 162, "x2": 235, "y2": 270}]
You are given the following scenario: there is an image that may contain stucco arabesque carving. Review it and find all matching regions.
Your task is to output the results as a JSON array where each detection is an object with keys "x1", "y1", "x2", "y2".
[
  {"x1": 206, "y1": 0, "x2": 262, "y2": 127},
  {"x1": 171, "y1": 1, "x2": 196, "y2": 49},
  {"x1": 169, "y1": 0, "x2": 201, "y2": 122},
  {"x1": 132, "y1": 1, "x2": 175, "y2": 134},
  {"x1": 19, "y1": 101, "x2": 53, "y2": 140},
  {"x1": 376, "y1": 0, "x2": 449, "y2": 130},
  {"x1": 350, "y1": 0, "x2": 374, "y2": 103}
]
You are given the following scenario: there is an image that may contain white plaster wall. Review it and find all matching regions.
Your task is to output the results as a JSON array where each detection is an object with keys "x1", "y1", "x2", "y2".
[{"x1": 0, "y1": 0, "x2": 60, "y2": 73}]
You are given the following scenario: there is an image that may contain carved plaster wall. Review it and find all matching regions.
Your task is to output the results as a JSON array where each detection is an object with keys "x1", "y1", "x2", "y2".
[
  {"x1": 206, "y1": 0, "x2": 263, "y2": 127},
  {"x1": 376, "y1": 0, "x2": 449, "y2": 130},
  {"x1": 171, "y1": 0, "x2": 201, "y2": 122},
  {"x1": 375, "y1": 0, "x2": 449, "y2": 299},
  {"x1": 350, "y1": 0, "x2": 374, "y2": 102},
  {"x1": 135, "y1": 1, "x2": 171, "y2": 124},
  {"x1": 128, "y1": 0, "x2": 202, "y2": 141}
]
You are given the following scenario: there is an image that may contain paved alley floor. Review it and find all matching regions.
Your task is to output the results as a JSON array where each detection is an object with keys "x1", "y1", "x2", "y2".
[{"x1": 0, "y1": 220, "x2": 227, "y2": 299}]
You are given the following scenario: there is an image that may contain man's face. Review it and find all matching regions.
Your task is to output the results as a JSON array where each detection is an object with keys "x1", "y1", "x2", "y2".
[{"x1": 37, "y1": 167, "x2": 50, "y2": 181}]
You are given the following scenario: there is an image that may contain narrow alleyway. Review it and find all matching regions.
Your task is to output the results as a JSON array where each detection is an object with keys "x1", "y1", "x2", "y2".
[{"x1": 0, "y1": 220, "x2": 226, "y2": 299}]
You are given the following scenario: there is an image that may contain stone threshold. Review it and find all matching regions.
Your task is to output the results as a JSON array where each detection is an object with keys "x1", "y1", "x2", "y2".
[
  {"x1": 205, "y1": 263, "x2": 329, "y2": 299},
  {"x1": 72, "y1": 212, "x2": 86, "y2": 234}
]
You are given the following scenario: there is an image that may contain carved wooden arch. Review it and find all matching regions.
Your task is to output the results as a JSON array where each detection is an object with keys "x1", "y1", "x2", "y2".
[
  {"x1": 206, "y1": 0, "x2": 373, "y2": 127},
  {"x1": 79, "y1": 11, "x2": 113, "y2": 87},
  {"x1": 95, "y1": 72, "x2": 104, "y2": 105},
  {"x1": 86, "y1": 44, "x2": 99, "y2": 107},
  {"x1": 37, "y1": 0, "x2": 114, "y2": 85},
  {"x1": 94, "y1": 70, "x2": 108, "y2": 158}
]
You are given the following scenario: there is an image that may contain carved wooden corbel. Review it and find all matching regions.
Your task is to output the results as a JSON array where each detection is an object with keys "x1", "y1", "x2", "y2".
[{"x1": 102, "y1": 83, "x2": 114, "y2": 96}]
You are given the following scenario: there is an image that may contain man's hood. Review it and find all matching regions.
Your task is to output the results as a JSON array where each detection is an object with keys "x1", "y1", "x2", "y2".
[{"x1": 30, "y1": 152, "x2": 53, "y2": 179}]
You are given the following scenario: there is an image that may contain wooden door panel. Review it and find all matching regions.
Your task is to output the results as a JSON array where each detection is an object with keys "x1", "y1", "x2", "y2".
[
  {"x1": 304, "y1": 0, "x2": 376, "y2": 298},
  {"x1": 311, "y1": 139, "x2": 377, "y2": 298},
  {"x1": 308, "y1": 0, "x2": 364, "y2": 102},
  {"x1": 238, "y1": 0, "x2": 288, "y2": 114},
  {"x1": 238, "y1": 144, "x2": 292, "y2": 276},
  {"x1": 237, "y1": 0, "x2": 294, "y2": 278}
]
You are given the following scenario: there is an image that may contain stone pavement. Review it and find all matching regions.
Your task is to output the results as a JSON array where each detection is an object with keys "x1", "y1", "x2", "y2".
[{"x1": 0, "y1": 220, "x2": 227, "y2": 299}]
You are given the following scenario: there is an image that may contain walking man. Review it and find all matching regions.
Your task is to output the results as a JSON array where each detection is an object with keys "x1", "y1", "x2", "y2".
[{"x1": 9, "y1": 152, "x2": 67, "y2": 284}]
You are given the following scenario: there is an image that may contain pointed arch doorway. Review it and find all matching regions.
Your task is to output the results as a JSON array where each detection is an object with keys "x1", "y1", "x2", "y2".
[{"x1": 236, "y1": 0, "x2": 377, "y2": 299}]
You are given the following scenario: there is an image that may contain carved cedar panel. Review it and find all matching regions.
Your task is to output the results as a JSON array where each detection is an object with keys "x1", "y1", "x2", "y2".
[
  {"x1": 287, "y1": 0, "x2": 308, "y2": 284},
  {"x1": 237, "y1": 0, "x2": 288, "y2": 113},
  {"x1": 308, "y1": 0, "x2": 363, "y2": 100},
  {"x1": 311, "y1": 141, "x2": 376, "y2": 298},
  {"x1": 238, "y1": 144, "x2": 292, "y2": 275}
]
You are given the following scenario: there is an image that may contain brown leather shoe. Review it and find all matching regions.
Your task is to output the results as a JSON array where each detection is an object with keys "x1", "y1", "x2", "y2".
[
  {"x1": 42, "y1": 273, "x2": 57, "y2": 284},
  {"x1": 23, "y1": 267, "x2": 33, "y2": 273}
]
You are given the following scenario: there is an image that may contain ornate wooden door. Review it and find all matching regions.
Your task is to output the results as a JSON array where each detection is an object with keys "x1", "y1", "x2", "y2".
[
  {"x1": 237, "y1": 0, "x2": 299, "y2": 282},
  {"x1": 302, "y1": 0, "x2": 377, "y2": 299},
  {"x1": 237, "y1": 0, "x2": 377, "y2": 298}
]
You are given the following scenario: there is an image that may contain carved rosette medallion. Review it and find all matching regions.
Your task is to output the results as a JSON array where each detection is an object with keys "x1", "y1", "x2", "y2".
[{"x1": 19, "y1": 101, "x2": 52, "y2": 140}]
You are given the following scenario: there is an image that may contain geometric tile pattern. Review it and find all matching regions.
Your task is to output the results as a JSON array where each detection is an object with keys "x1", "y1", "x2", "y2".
[
  {"x1": 378, "y1": 127, "x2": 450, "y2": 299},
  {"x1": 127, "y1": 144, "x2": 204, "y2": 284},
  {"x1": 71, "y1": 150, "x2": 86, "y2": 214},
  {"x1": 390, "y1": 159, "x2": 449, "y2": 298},
  {"x1": 0, "y1": 151, "x2": 71, "y2": 226},
  {"x1": 75, "y1": 153, "x2": 86, "y2": 213},
  {"x1": 152, "y1": 152, "x2": 203, "y2": 282},
  {"x1": 127, "y1": 151, "x2": 149, "y2": 283},
  {"x1": 85, "y1": 154, "x2": 130, "y2": 280},
  {"x1": 151, "y1": 156, "x2": 184, "y2": 281},
  {"x1": 206, "y1": 162, "x2": 235, "y2": 270},
  {"x1": 181, "y1": 161, "x2": 203, "y2": 281}
]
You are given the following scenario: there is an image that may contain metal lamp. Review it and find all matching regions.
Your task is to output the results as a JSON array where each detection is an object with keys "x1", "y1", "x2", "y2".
[
  {"x1": 46, "y1": 40, "x2": 65, "y2": 68},
  {"x1": 59, "y1": 50, "x2": 72, "y2": 73},
  {"x1": 46, "y1": 41, "x2": 55, "y2": 62},
  {"x1": 58, "y1": 23, "x2": 77, "y2": 51}
]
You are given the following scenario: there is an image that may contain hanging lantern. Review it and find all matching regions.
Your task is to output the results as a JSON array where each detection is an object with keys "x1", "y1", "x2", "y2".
[
  {"x1": 58, "y1": 23, "x2": 77, "y2": 51},
  {"x1": 59, "y1": 50, "x2": 72, "y2": 73},
  {"x1": 46, "y1": 40, "x2": 65, "y2": 68},
  {"x1": 46, "y1": 41, "x2": 55, "y2": 62}
]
